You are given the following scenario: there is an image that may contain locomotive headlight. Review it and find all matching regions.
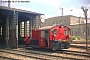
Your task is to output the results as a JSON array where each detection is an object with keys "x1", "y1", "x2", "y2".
[
  {"x1": 59, "y1": 39, "x2": 61, "y2": 40},
  {"x1": 62, "y1": 40, "x2": 66, "y2": 42},
  {"x1": 41, "y1": 39, "x2": 43, "y2": 41}
]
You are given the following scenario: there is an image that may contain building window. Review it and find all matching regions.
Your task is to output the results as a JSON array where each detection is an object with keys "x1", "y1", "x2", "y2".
[
  {"x1": 83, "y1": 27, "x2": 89, "y2": 36},
  {"x1": 89, "y1": 27, "x2": 90, "y2": 35},
  {"x1": 20, "y1": 22, "x2": 24, "y2": 37},
  {"x1": 64, "y1": 20, "x2": 67, "y2": 25},
  {"x1": 87, "y1": 27, "x2": 89, "y2": 36},
  {"x1": 76, "y1": 20, "x2": 79, "y2": 23},
  {"x1": 81, "y1": 21, "x2": 84, "y2": 24},
  {"x1": 45, "y1": 23, "x2": 47, "y2": 25},
  {"x1": 44, "y1": 23, "x2": 45, "y2": 25},
  {"x1": 83, "y1": 27, "x2": 85, "y2": 36},
  {"x1": 0, "y1": 26, "x2": 2, "y2": 35},
  {"x1": 56, "y1": 21, "x2": 58, "y2": 24},
  {"x1": 60, "y1": 20, "x2": 62, "y2": 24},
  {"x1": 75, "y1": 28, "x2": 79, "y2": 36},
  {"x1": 70, "y1": 28, "x2": 73, "y2": 36},
  {"x1": 53, "y1": 22, "x2": 55, "y2": 24},
  {"x1": 48, "y1": 22, "x2": 50, "y2": 25},
  {"x1": 49, "y1": 22, "x2": 51, "y2": 25},
  {"x1": 53, "y1": 22, "x2": 56, "y2": 25}
]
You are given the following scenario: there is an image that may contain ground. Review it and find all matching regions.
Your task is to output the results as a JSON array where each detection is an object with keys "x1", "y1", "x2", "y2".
[{"x1": 0, "y1": 40, "x2": 90, "y2": 60}]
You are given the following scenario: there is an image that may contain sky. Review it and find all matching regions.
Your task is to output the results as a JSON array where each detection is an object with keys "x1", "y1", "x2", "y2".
[{"x1": 0, "y1": 0, "x2": 90, "y2": 22}]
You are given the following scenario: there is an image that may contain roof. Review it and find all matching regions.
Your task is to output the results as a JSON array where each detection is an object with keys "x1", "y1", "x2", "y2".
[
  {"x1": 0, "y1": 6, "x2": 44, "y2": 15},
  {"x1": 39, "y1": 26, "x2": 54, "y2": 30},
  {"x1": 45, "y1": 15, "x2": 85, "y2": 20}
]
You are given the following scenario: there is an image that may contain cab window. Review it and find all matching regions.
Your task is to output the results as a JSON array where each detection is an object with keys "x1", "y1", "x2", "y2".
[
  {"x1": 52, "y1": 29, "x2": 57, "y2": 35},
  {"x1": 64, "y1": 30, "x2": 68, "y2": 36}
]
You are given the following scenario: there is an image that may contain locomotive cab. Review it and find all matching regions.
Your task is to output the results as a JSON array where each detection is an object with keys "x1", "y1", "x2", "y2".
[{"x1": 38, "y1": 26, "x2": 52, "y2": 48}]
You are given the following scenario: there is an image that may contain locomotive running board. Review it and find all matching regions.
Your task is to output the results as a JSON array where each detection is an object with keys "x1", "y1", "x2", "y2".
[
  {"x1": 26, "y1": 45, "x2": 39, "y2": 48},
  {"x1": 26, "y1": 45, "x2": 50, "y2": 49}
]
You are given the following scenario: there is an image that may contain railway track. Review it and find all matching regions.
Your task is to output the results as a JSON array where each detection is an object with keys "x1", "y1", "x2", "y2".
[{"x1": 0, "y1": 44, "x2": 90, "y2": 60}]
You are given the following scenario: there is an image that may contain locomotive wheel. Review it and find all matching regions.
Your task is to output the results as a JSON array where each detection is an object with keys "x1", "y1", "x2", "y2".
[
  {"x1": 25, "y1": 44, "x2": 28, "y2": 47},
  {"x1": 52, "y1": 41, "x2": 62, "y2": 50},
  {"x1": 52, "y1": 47, "x2": 56, "y2": 51}
]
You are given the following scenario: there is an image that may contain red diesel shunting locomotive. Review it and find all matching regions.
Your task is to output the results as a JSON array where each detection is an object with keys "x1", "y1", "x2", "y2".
[{"x1": 25, "y1": 25, "x2": 70, "y2": 50}]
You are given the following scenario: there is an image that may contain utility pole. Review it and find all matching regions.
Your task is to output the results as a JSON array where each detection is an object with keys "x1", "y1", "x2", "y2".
[
  {"x1": 59, "y1": 7, "x2": 63, "y2": 25},
  {"x1": 59, "y1": 8, "x2": 73, "y2": 25},
  {"x1": 61, "y1": 8, "x2": 63, "y2": 16},
  {"x1": 79, "y1": 16, "x2": 81, "y2": 37},
  {"x1": 81, "y1": 6, "x2": 88, "y2": 52},
  {"x1": 61, "y1": 8, "x2": 63, "y2": 25}
]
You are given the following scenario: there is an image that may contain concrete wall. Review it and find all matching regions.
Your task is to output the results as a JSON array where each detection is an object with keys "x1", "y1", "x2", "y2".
[
  {"x1": 68, "y1": 23, "x2": 90, "y2": 38},
  {"x1": 44, "y1": 15, "x2": 86, "y2": 26},
  {"x1": 44, "y1": 15, "x2": 90, "y2": 39},
  {"x1": 70, "y1": 16, "x2": 85, "y2": 25}
]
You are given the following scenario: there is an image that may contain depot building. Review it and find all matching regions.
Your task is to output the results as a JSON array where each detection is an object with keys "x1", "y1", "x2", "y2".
[{"x1": 0, "y1": 6, "x2": 43, "y2": 48}]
